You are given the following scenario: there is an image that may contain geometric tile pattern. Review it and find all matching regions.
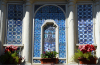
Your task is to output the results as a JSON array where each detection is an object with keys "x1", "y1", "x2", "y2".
[
  {"x1": 33, "y1": 59, "x2": 66, "y2": 63},
  {"x1": 58, "y1": 5, "x2": 66, "y2": 12},
  {"x1": 34, "y1": 5, "x2": 66, "y2": 58},
  {"x1": 59, "y1": 60, "x2": 66, "y2": 63},
  {"x1": 33, "y1": 59, "x2": 41, "y2": 63},
  {"x1": 7, "y1": 4, "x2": 23, "y2": 44},
  {"x1": 77, "y1": 5, "x2": 93, "y2": 44},
  {"x1": 44, "y1": 24, "x2": 55, "y2": 51},
  {"x1": 34, "y1": 5, "x2": 42, "y2": 12},
  {"x1": 35, "y1": 5, "x2": 66, "y2": 13}
]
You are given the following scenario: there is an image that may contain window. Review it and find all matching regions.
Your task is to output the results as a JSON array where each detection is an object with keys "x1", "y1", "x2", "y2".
[
  {"x1": 41, "y1": 20, "x2": 59, "y2": 56},
  {"x1": 44, "y1": 24, "x2": 56, "y2": 51},
  {"x1": 7, "y1": 4, "x2": 23, "y2": 44},
  {"x1": 77, "y1": 4, "x2": 93, "y2": 44}
]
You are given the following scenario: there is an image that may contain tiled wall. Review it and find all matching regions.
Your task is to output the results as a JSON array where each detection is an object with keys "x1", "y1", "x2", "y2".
[
  {"x1": 33, "y1": 59, "x2": 66, "y2": 63},
  {"x1": 77, "y1": 5, "x2": 93, "y2": 44},
  {"x1": 44, "y1": 24, "x2": 56, "y2": 51},
  {"x1": 7, "y1": 4, "x2": 23, "y2": 44},
  {"x1": 34, "y1": 5, "x2": 66, "y2": 59}
]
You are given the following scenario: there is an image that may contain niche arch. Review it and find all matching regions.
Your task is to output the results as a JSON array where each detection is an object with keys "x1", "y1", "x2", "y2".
[
  {"x1": 41, "y1": 20, "x2": 59, "y2": 57},
  {"x1": 33, "y1": 5, "x2": 66, "y2": 59}
]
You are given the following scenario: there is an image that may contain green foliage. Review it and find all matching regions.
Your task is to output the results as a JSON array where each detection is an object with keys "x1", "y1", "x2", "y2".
[
  {"x1": 11, "y1": 52, "x2": 19, "y2": 63},
  {"x1": 0, "y1": 52, "x2": 20, "y2": 64},
  {"x1": 74, "y1": 49, "x2": 93, "y2": 61},
  {"x1": 41, "y1": 51, "x2": 58, "y2": 58}
]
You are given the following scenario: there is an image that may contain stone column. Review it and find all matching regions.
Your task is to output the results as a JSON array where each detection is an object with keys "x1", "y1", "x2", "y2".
[
  {"x1": 68, "y1": 0, "x2": 75, "y2": 63},
  {"x1": 0, "y1": 0, "x2": 7, "y2": 55},
  {"x1": 0, "y1": 0, "x2": 2, "y2": 55},
  {"x1": 95, "y1": 0, "x2": 100, "y2": 58},
  {"x1": 22, "y1": 0, "x2": 32, "y2": 63}
]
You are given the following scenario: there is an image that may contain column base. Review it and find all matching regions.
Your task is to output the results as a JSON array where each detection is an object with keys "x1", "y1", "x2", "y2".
[
  {"x1": 21, "y1": 62, "x2": 31, "y2": 65},
  {"x1": 68, "y1": 61, "x2": 78, "y2": 65}
]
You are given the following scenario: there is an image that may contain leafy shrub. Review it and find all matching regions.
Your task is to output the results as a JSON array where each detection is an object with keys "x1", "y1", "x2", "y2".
[
  {"x1": 74, "y1": 44, "x2": 97, "y2": 61},
  {"x1": 0, "y1": 45, "x2": 21, "y2": 64},
  {"x1": 41, "y1": 51, "x2": 58, "y2": 58},
  {"x1": 74, "y1": 49, "x2": 93, "y2": 61}
]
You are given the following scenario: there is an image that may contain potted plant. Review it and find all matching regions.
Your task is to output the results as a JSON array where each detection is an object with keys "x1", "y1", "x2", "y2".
[
  {"x1": 0, "y1": 45, "x2": 24, "y2": 64},
  {"x1": 40, "y1": 51, "x2": 59, "y2": 64},
  {"x1": 74, "y1": 44, "x2": 97, "y2": 64}
]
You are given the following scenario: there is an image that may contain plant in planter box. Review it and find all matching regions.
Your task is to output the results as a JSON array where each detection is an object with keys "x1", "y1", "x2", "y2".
[
  {"x1": 74, "y1": 44, "x2": 97, "y2": 64},
  {"x1": 0, "y1": 45, "x2": 24, "y2": 64},
  {"x1": 40, "y1": 51, "x2": 59, "y2": 64}
]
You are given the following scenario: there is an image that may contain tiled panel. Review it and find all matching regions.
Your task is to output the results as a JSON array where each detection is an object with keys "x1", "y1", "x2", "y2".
[
  {"x1": 34, "y1": 5, "x2": 66, "y2": 58},
  {"x1": 34, "y1": 5, "x2": 42, "y2": 12},
  {"x1": 77, "y1": 5, "x2": 93, "y2": 44},
  {"x1": 33, "y1": 59, "x2": 41, "y2": 63},
  {"x1": 58, "y1": 5, "x2": 66, "y2": 12},
  {"x1": 35, "y1": 5, "x2": 66, "y2": 13},
  {"x1": 59, "y1": 60, "x2": 66, "y2": 63},
  {"x1": 7, "y1": 4, "x2": 23, "y2": 44},
  {"x1": 44, "y1": 24, "x2": 55, "y2": 51},
  {"x1": 33, "y1": 59, "x2": 66, "y2": 63}
]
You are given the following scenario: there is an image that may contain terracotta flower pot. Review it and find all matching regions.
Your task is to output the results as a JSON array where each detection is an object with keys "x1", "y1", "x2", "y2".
[
  {"x1": 78, "y1": 57, "x2": 97, "y2": 64},
  {"x1": 40, "y1": 58, "x2": 58, "y2": 64}
]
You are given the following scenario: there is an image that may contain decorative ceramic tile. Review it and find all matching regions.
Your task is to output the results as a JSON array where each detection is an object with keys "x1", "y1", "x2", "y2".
[
  {"x1": 35, "y1": 5, "x2": 65, "y2": 13},
  {"x1": 34, "y1": 5, "x2": 66, "y2": 58},
  {"x1": 33, "y1": 59, "x2": 41, "y2": 63},
  {"x1": 44, "y1": 24, "x2": 55, "y2": 51},
  {"x1": 34, "y1": 5, "x2": 42, "y2": 12},
  {"x1": 58, "y1": 5, "x2": 66, "y2": 12},
  {"x1": 77, "y1": 5, "x2": 93, "y2": 44},
  {"x1": 59, "y1": 60, "x2": 66, "y2": 63},
  {"x1": 33, "y1": 59, "x2": 66, "y2": 63},
  {"x1": 7, "y1": 4, "x2": 23, "y2": 44}
]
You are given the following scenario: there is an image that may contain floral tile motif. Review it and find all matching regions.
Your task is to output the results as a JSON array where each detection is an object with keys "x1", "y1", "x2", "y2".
[
  {"x1": 44, "y1": 24, "x2": 55, "y2": 51},
  {"x1": 7, "y1": 4, "x2": 23, "y2": 44},
  {"x1": 34, "y1": 5, "x2": 66, "y2": 58},
  {"x1": 33, "y1": 59, "x2": 66, "y2": 63},
  {"x1": 59, "y1": 59, "x2": 66, "y2": 63},
  {"x1": 33, "y1": 59, "x2": 41, "y2": 63},
  {"x1": 77, "y1": 5, "x2": 93, "y2": 44},
  {"x1": 35, "y1": 5, "x2": 66, "y2": 13}
]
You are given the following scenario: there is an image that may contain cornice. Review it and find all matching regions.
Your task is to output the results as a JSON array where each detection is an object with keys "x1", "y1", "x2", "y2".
[
  {"x1": 24, "y1": 0, "x2": 34, "y2": 4},
  {"x1": 67, "y1": 0, "x2": 77, "y2": 4},
  {"x1": 2, "y1": 0, "x2": 8, "y2": 3}
]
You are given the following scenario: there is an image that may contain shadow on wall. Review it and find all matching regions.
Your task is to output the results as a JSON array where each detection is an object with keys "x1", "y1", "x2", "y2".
[
  {"x1": 20, "y1": 60, "x2": 26, "y2": 65},
  {"x1": 97, "y1": 58, "x2": 100, "y2": 64}
]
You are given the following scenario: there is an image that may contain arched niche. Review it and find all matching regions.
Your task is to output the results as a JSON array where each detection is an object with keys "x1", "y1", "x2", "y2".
[{"x1": 41, "y1": 20, "x2": 59, "y2": 58}]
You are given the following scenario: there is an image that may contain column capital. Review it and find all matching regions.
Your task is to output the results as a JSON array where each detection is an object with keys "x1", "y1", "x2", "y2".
[
  {"x1": 68, "y1": 0, "x2": 76, "y2": 7},
  {"x1": 1, "y1": 0, "x2": 7, "y2": 6},
  {"x1": 24, "y1": 0, "x2": 33, "y2": 5},
  {"x1": 95, "y1": 0, "x2": 99, "y2": 6},
  {"x1": 24, "y1": 0, "x2": 33, "y2": 7}
]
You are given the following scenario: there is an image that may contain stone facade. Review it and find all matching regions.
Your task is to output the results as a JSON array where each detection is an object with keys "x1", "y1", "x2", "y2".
[{"x1": 0, "y1": 0, "x2": 100, "y2": 65}]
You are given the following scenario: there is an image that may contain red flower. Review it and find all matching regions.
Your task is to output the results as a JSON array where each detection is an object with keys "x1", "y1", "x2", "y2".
[
  {"x1": 90, "y1": 45, "x2": 96, "y2": 51},
  {"x1": 43, "y1": 51, "x2": 45, "y2": 54},
  {"x1": 5, "y1": 45, "x2": 18, "y2": 53},
  {"x1": 78, "y1": 44, "x2": 96, "y2": 54}
]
